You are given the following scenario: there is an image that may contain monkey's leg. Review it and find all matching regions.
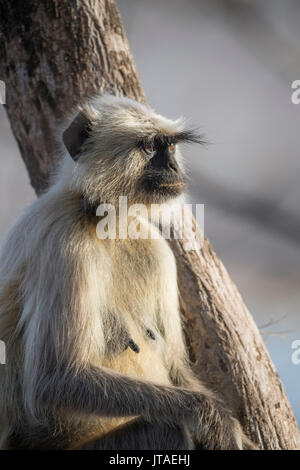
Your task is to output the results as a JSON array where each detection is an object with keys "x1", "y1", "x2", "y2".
[{"x1": 75, "y1": 418, "x2": 194, "y2": 450}]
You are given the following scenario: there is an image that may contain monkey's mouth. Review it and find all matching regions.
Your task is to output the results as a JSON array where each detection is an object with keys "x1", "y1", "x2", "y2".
[
  {"x1": 139, "y1": 170, "x2": 185, "y2": 202},
  {"x1": 158, "y1": 182, "x2": 185, "y2": 188}
]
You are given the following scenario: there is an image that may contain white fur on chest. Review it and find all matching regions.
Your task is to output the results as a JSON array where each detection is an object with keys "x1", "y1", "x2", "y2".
[{"x1": 103, "y1": 235, "x2": 177, "y2": 320}]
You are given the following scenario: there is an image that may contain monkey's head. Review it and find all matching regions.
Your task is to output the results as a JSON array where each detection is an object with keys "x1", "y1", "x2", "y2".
[{"x1": 62, "y1": 94, "x2": 203, "y2": 206}]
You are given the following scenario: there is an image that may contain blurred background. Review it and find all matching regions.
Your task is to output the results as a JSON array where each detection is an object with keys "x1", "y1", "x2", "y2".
[{"x1": 0, "y1": 0, "x2": 299, "y2": 422}]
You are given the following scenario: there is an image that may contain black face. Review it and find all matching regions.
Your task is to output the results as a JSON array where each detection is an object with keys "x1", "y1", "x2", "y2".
[{"x1": 139, "y1": 136, "x2": 185, "y2": 202}]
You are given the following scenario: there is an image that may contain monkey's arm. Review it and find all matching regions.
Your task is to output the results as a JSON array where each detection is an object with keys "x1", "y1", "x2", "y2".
[
  {"x1": 34, "y1": 362, "x2": 242, "y2": 450},
  {"x1": 36, "y1": 363, "x2": 206, "y2": 424}
]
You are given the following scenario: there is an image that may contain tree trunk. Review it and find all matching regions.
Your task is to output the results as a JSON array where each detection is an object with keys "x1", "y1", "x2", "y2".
[{"x1": 0, "y1": 0, "x2": 298, "y2": 449}]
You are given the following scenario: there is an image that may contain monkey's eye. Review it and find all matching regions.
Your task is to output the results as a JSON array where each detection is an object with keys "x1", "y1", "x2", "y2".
[
  {"x1": 142, "y1": 142, "x2": 155, "y2": 158},
  {"x1": 168, "y1": 143, "x2": 176, "y2": 154}
]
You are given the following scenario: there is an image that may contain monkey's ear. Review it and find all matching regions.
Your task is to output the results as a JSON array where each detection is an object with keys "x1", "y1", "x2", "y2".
[{"x1": 63, "y1": 111, "x2": 92, "y2": 161}]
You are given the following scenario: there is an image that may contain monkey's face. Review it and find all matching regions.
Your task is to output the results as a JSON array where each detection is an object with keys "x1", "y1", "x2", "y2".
[
  {"x1": 137, "y1": 136, "x2": 185, "y2": 204},
  {"x1": 63, "y1": 95, "x2": 203, "y2": 206}
]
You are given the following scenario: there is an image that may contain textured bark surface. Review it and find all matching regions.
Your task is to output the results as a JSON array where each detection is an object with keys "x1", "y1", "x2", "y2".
[
  {"x1": 0, "y1": 0, "x2": 145, "y2": 193},
  {"x1": 0, "y1": 0, "x2": 299, "y2": 449}
]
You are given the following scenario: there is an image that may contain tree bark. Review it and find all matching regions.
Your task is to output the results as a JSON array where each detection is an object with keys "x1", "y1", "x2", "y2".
[{"x1": 0, "y1": 0, "x2": 298, "y2": 449}]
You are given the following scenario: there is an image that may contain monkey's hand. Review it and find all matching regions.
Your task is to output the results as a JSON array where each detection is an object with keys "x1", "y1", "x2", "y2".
[{"x1": 186, "y1": 395, "x2": 256, "y2": 450}]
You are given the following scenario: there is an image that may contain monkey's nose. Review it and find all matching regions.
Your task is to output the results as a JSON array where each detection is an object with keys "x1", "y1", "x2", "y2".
[{"x1": 167, "y1": 161, "x2": 178, "y2": 173}]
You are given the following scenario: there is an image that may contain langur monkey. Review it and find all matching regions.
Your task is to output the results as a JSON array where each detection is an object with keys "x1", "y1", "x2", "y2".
[{"x1": 0, "y1": 95, "x2": 255, "y2": 450}]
